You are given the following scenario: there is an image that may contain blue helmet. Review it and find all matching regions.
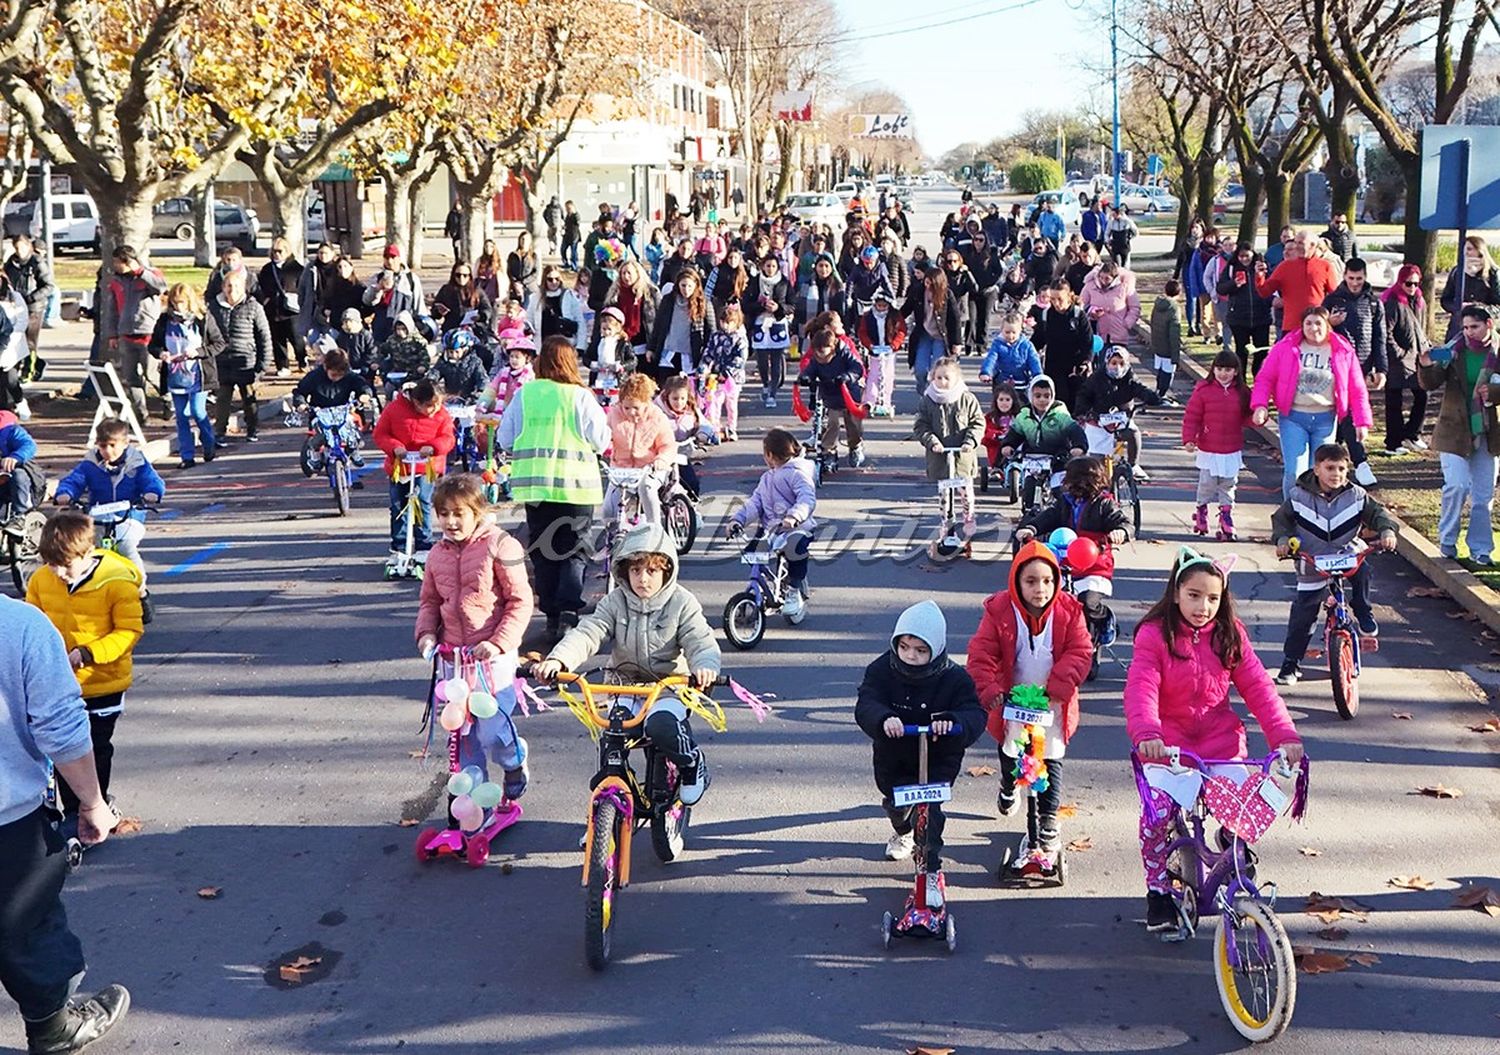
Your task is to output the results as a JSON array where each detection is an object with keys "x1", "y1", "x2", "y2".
[
  {"x1": 860, "y1": 245, "x2": 881, "y2": 263},
  {"x1": 443, "y1": 328, "x2": 479, "y2": 355}
]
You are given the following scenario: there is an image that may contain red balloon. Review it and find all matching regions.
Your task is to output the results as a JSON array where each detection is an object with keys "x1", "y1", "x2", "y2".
[{"x1": 1066, "y1": 537, "x2": 1101, "y2": 570}]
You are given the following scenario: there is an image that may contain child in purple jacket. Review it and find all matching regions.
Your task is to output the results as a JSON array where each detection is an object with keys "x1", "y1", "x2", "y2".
[{"x1": 725, "y1": 427, "x2": 817, "y2": 623}]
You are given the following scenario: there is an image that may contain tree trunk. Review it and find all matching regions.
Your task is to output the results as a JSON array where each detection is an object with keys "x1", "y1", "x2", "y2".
[
  {"x1": 91, "y1": 191, "x2": 154, "y2": 265},
  {"x1": 1193, "y1": 153, "x2": 1218, "y2": 229},
  {"x1": 384, "y1": 169, "x2": 421, "y2": 267},
  {"x1": 458, "y1": 194, "x2": 492, "y2": 267},
  {"x1": 1237, "y1": 169, "x2": 1265, "y2": 246},
  {"x1": 1398, "y1": 153, "x2": 1438, "y2": 325},
  {"x1": 772, "y1": 124, "x2": 795, "y2": 204},
  {"x1": 192, "y1": 184, "x2": 216, "y2": 267},
  {"x1": 1323, "y1": 130, "x2": 1359, "y2": 223},
  {"x1": 520, "y1": 176, "x2": 548, "y2": 254},
  {"x1": 1263, "y1": 173, "x2": 1291, "y2": 247},
  {"x1": 1173, "y1": 161, "x2": 1198, "y2": 247},
  {"x1": 267, "y1": 181, "x2": 311, "y2": 256},
  {"x1": 408, "y1": 167, "x2": 438, "y2": 271}
]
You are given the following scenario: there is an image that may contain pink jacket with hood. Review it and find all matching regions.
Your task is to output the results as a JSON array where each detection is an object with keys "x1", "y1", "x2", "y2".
[
  {"x1": 1124, "y1": 618, "x2": 1299, "y2": 759},
  {"x1": 1079, "y1": 266, "x2": 1141, "y2": 344},
  {"x1": 415, "y1": 518, "x2": 534, "y2": 652},
  {"x1": 1250, "y1": 329, "x2": 1373, "y2": 429}
]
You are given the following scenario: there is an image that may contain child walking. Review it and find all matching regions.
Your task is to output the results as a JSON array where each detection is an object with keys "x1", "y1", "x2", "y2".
[
  {"x1": 967, "y1": 541, "x2": 1093, "y2": 870},
  {"x1": 1124, "y1": 548, "x2": 1304, "y2": 931},
  {"x1": 535, "y1": 523, "x2": 720, "y2": 804},
  {"x1": 726, "y1": 428, "x2": 817, "y2": 623},
  {"x1": 1181, "y1": 348, "x2": 1252, "y2": 540},
  {"x1": 1270, "y1": 442, "x2": 1398, "y2": 685},
  {"x1": 913, "y1": 356, "x2": 984, "y2": 540},
  {"x1": 698, "y1": 303, "x2": 748, "y2": 441},
  {"x1": 855, "y1": 600, "x2": 986, "y2": 905},
  {"x1": 415, "y1": 474, "x2": 536, "y2": 805},
  {"x1": 855, "y1": 289, "x2": 906, "y2": 417},
  {"x1": 28, "y1": 510, "x2": 145, "y2": 837},
  {"x1": 149, "y1": 283, "x2": 218, "y2": 469},
  {"x1": 1151, "y1": 279, "x2": 1184, "y2": 402}
]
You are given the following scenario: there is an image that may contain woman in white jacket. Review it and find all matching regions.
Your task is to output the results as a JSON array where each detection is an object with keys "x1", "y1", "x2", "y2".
[{"x1": 528, "y1": 264, "x2": 588, "y2": 352}]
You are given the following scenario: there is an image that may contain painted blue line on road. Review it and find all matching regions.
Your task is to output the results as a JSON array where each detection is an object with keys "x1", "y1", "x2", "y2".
[
  {"x1": 161, "y1": 542, "x2": 231, "y2": 577},
  {"x1": 156, "y1": 508, "x2": 183, "y2": 521},
  {"x1": 351, "y1": 465, "x2": 376, "y2": 481},
  {"x1": 199, "y1": 502, "x2": 227, "y2": 515}
]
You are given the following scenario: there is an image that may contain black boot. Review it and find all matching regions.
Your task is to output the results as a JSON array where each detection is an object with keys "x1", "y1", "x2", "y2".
[{"x1": 27, "y1": 985, "x2": 130, "y2": 1054}]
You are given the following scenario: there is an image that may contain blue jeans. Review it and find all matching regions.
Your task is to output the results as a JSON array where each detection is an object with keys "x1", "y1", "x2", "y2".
[
  {"x1": 0, "y1": 808, "x2": 86, "y2": 1020},
  {"x1": 171, "y1": 390, "x2": 216, "y2": 462},
  {"x1": 456, "y1": 688, "x2": 525, "y2": 777},
  {"x1": 388, "y1": 476, "x2": 435, "y2": 551},
  {"x1": 913, "y1": 330, "x2": 944, "y2": 393},
  {"x1": 1277, "y1": 409, "x2": 1336, "y2": 498},
  {"x1": 1438, "y1": 435, "x2": 1497, "y2": 559}
]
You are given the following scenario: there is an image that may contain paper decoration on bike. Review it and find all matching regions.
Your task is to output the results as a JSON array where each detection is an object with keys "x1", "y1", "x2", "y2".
[
  {"x1": 792, "y1": 382, "x2": 811, "y2": 423},
  {"x1": 1004, "y1": 685, "x2": 1051, "y2": 793},
  {"x1": 1203, "y1": 771, "x2": 1291, "y2": 844},
  {"x1": 727, "y1": 677, "x2": 774, "y2": 721}
]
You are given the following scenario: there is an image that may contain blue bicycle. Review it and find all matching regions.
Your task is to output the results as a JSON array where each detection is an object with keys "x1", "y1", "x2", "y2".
[
  {"x1": 291, "y1": 403, "x2": 364, "y2": 516},
  {"x1": 721, "y1": 529, "x2": 802, "y2": 649}
]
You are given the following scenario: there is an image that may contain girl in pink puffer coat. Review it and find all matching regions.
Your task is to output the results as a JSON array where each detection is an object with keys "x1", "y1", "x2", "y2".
[
  {"x1": 1123, "y1": 548, "x2": 1304, "y2": 931},
  {"x1": 414, "y1": 474, "x2": 535, "y2": 801}
]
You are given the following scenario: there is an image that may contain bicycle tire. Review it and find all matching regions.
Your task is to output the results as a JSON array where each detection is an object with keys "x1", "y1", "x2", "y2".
[
  {"x1": 1328, "y1": 627, "x2": 1360, "y2": 720},
  {"x1": 665, "y1": 493, "x2": 698, "y2": 555},
  {"x1": 332, "y1": 461, "x2": 351, "y2": 517},
  {"x1": 1005, "y1": 467, "x2": 1020, "y2": 505},
  {"x1": 650, "y1": 800, "x2": 689, "y2": 863},
  {"x1": 6, "y1": 537, "x2": 21, "y2": 597},
  {"x1": 1214, "y1": 897, "x2": 1297, "y2": 1042},
  {"x1": 584, "y1": 797, "x2": 620, "y2": 971},
  {"x1": 723, "y1": 591, "x2": 765, "y2": 650},
  {"x1": 1113, "y1": 465, "x2": 1142, "y2": 538}
]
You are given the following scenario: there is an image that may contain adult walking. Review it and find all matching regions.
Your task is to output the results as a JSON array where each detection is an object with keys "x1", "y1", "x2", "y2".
[
  {"x1": 99, "y1": 246, "x2": 166, "y2": 426},
  {"x1": 1251, "y1": 305, "x2": 1372, "y2": 498},
  {"x1": 1, "y1": 595, "x2": 130, "y2": 1053},
  {"x1": 1323, "y1": 258, "x2": 1388, "y2": 486},
  {"x1": 1217, "y1": 241, "x2": 1273, "y2": 379},
  {"x1": 1419, "y1": 304, "x2": 1500, "y2": 563},
  {"x1": 0, "y1": 273, "x2": 29, "y2": 416},
  {"x1": 296, "y1": 242, "x2": 340, "y2": 341},
  {"x1": 903, "y1": 267, "x2": 962, "y2": 394},
  {"x1": 3, "y1": 235, "x2": 53, "y2": 382},
  {"x1": 1030, "y1": 279, "x2": 1094, "y2": 412},
  {"x1": 206, "y1": 269, "x2": 272, "y2": 444},
  {"x1": 528, "y1": 264, "x2": 588, "y2": 352},
  {"x1": 561, "y1": 202, "x2": 582, "y2": 270},
  {"x1": 598, "y1": 259, "x2": 658, "y2": 368},
  {"x1": 1439, "y1": 235, "x2": 1500, "y2": 341},
  {"x1": 363, "y1": 244, "x2": 423, "y2": 344},
  {"x1": 1079, "y1": 260, "x2": 1140, "y2": 348},
  {"x1": 431, "y1": 262, "x2": 493, "y2": 337},
  {"x1": 647, "y1": 266, "x2": 716, "y2": 379},
  {"x1": 506, "y1": 231, "x2": 539, "y2": 305},
  {"x1": 1254, "y1": 229, "x2": 1337, "y2": 337},
  {"x1": 1106, "y1": 205, "x2": 1138, "y2": 268},
  {"x1": 496, "y1": 337, "x2": 609, "y2": 637},
  {"x1": 743, "y1": 252, "x2": 792, "y2": 408},
  {"x1": 1382, "y1": 264, "x2": 1431, "y2": 454},
  {"x1": 256, "y1": 237, "x2": 306, "y2": 376}
]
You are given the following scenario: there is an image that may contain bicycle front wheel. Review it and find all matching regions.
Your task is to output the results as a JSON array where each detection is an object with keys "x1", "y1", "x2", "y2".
[
  {"x1": 1328, "y1": 626, "x2": 1360, "y2": 720},
  {"x1": 1214, "y1": 897, "x2": 1296, "y2": 1042},
  {"x1": 585, "y1": 797, "x2": 621, "y2": 971},
  {"x1": 331, "y1": 461, "x2": 351, "y2": 517},
  {"x1": 1112, "y1": 464, "x2": 1142, "y2": 539}
]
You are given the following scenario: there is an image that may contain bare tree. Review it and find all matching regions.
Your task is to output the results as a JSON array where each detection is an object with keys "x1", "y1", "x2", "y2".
[
  {"x1": 0, "y1": 100, "x2": 29, "y2": 213},
  {"x1": 1118, "y1": 61, "x2": 1227, "y2": 245}
]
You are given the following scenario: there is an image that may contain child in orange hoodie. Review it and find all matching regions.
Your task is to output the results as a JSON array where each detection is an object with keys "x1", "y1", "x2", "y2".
[
  {"x1": 604, "y1": 372, "x2": 676, "y2": 527},
  {"x1": 966, "y1": 541, "x2": 1093, "y2": 872}
]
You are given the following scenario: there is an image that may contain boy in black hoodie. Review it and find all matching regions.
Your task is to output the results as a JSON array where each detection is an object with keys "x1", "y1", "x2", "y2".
[{"x1": 855, "y1": 600, "x2": 986, "y2": 908}]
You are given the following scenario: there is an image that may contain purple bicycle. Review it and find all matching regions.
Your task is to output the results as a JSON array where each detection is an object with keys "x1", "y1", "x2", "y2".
[{"x1": 1131, "y1": 747, "x2": 1310, "y2": 1042}]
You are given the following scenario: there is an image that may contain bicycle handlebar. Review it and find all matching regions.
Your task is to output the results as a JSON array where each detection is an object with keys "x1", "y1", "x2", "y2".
[
  {"x1": 520, "y1": 661, "x2": 729, "y2": 730},
  {"x1": 1140, "y1": 745, "x2": 1298, "y2": 780}
]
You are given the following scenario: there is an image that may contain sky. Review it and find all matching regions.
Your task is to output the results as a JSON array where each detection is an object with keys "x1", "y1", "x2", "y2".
[{"x1": 827, "y1": 0, "x2": 1108, "y2": 159}]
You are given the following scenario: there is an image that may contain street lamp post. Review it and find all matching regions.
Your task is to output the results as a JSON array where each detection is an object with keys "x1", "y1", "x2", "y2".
[{"x1": 1111, "y1": 0, "x2": 1121, "y2": 210}]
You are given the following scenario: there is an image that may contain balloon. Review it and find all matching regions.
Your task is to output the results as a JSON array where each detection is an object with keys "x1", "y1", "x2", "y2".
[
  {"x1": 439, "y1": 700, "x2": 468, "y2": 731},
  {"x1": 1067, "y1": 536, "x2": 1101, "y2": 570},
  {"x1": 461, "y1": 765, "x2": 485, "y2": 786},
  {"x1": 451, "y1": 793, "x2": 479, "y2": 819},
  {"x1": 1047, "y1": 527, "x2": 1077, "y2": 549},
  {"x1": 443, "y1": 677, "x2": 470, "y2": 704},
  {"x1": 433, "y1": 680, "x2": 448, "y2": 703},
  {"x1": 458, "y1": 810, "x2": 484, "y2": 834},
  {"x1": 1091, "y1": 334, "x2": 1105, "y2": 354},
  {"x1": 471, "y1": 782, "x2": 504, "y2": 809},
  {"x1": 467, "y1": 691, "x2": 498, "y2": 719},
  {"x1": 447, "y1": 771, "x2": 475, "y2": 797}
]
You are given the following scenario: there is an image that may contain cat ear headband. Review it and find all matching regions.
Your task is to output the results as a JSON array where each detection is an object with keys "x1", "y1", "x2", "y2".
[{"x1": 1175, "y1": 545, "x2": 1238, "y2": 581}]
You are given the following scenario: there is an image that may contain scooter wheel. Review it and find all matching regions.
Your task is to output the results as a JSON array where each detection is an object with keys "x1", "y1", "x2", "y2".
[
  {"x1": 414, "y1": 828, "x2": 441, "y2": 862},
  {"x1": 945, "y1": 912, "x2": 957, "y2": 953},
  {"x1": 1055, "y1": 850, "x2": 1069, "y2": 886},
  {"x1": 464, "y1": 836, "x2": 490, "y2": 868},
  {"x1": 881, "y1": 910, "x2": 893, "y2": 950}
]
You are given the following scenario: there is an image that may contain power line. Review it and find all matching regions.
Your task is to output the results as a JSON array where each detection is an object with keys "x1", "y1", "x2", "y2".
[{"x1": 733, "y1": 0, "x2": 1048, "y2": 53}]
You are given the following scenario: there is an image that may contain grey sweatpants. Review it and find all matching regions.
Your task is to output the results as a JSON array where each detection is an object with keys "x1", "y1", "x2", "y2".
[{"x1": 1195, "y1": 468, "x2": 1237, "y2": 506}]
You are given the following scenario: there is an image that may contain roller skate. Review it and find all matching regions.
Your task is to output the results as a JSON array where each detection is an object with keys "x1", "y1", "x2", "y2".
[{"x1": 1192, "y1": 504, "x2": 1209, "y2": 536}]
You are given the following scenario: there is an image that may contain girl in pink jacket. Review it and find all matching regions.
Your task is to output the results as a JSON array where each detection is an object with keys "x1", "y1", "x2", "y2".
[
  {"x1": 1250, "y1": 305, "x2": 1372, "y2": 498},
  {"x1": 415, "y1": 474, "x2": 536, "y2": 802},
  {"x1": 1124, "y1": 548, "x2": 1304, "y2": 932}
]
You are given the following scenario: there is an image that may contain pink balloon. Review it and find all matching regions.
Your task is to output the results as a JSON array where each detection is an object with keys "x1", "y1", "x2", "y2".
[
  {"x1": 439, "y1": 700, "x2": 468, "y2": 731},
  {"x1": 433, "y1": 680, "x2": 448, "y2": 703},
  {"x1": 1067, "y1": 536, "x2": 1101, "y2": 571}
]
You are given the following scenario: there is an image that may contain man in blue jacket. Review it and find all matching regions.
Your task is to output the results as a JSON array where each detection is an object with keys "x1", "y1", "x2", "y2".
[
  {"x1": 1080, "y1": 198, "x2": 1106, "y2": 252},
  {"x1": 0, "y1": 597, "x2": 130, "y2": 1052},
  {"x1": 1037, "y1": 200, "x2": 1066, "y2": 248}
]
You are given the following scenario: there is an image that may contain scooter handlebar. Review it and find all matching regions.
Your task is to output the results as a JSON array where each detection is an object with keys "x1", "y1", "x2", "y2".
[{"x1": 901, "y1": 724, "x2": 965, "y2": 737}]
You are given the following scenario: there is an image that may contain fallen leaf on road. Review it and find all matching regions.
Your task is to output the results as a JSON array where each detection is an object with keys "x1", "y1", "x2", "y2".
[
  {"x1": 906, "y1": 1048, "x2": 955, "y2": 1055},
  {"x1": 1470, "y1": 717, "x2": 1500, "y2": 733},
  {"x1": 1305, "y1": 648, "x2": 1324, "y2": 660},
  {"x1": 407, "y1": 749, "x2": 425, "y2": 759},
  {"x1": 1298, "y1": 846, "x2": 1323, "y2": 857},
  {"x1": 965, "y1": 765, "x2": 997, "y2": 777},
  {"x1": 196, "y1": 887, "x2": 221, "y2": 899},
  {"x1": 1453, "y1": 885, "x2": 1500, "y2": 917},
  {"x1": 1391, "y1": 712, "x2": 1413, "y2": 720},
  {"x1": 1294, "y1": 948, "x2": 1353, "y2": 974},
  {"x1": 397, "y1": 818, "x2": 419, "y2": 827},
  {"x1": 1066, "y1": 837, "x2": 1093, "y2": 852},
  {"x1": 113, "y1": 816, "x2": 143, "y2": 835},
  {"x1": 1303, "y1": 892, "x2": 1373, "y2": 924},
  {"x1": 1388, "y1": 875, "x2": 1436, "y2": 891},
  {"x1": 1412, "y1": 784, "x2": 1464, "y2": 799},
  {"x1": 1316, "y1": 926, "x2": 1349, "y2": 941},
  {"x1": 1056, "y1": 803, "x2": 1079, "y2": 818},
  {"x1": 1349, "y1": 952, "x2": 1381, "y2": 967},
  {"x1": 1482, "y1": 628, "x2": 1499, "y2": 640},
  {"x1": 1446, "y1": 610, "x2": 1480, "y2": 621},
  {"x1": 278, "y1": 956, "x2": 322, "y2": 984},
  {"x1": 1406, "y1": 586, "x2": 1446, "y2": 598}
]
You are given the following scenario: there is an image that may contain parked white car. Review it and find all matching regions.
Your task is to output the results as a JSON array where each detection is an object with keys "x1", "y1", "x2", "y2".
[
  {"x1": 29, "y1": 194, "x2": 100, "y2": 253},
  {"x1": 1102, "y1": 183, "x2": 1180, "y2": 214},
  {"x1": 1028, "y1": 190, "x2": 1082, "y2": 228},
  {"x1": 782, "y1": 191, "x2": 847, "y2": 230}
]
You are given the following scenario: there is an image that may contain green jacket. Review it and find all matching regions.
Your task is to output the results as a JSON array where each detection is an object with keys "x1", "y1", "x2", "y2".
[
  {"x1": 1150, "y1": 296, "x2": 1182, "y2": 365},
  {"x1": 912, "y1": 388, "x2": 985, "y2": 480}
]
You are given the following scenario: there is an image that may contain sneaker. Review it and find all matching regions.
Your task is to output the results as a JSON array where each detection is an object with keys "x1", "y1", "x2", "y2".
[
  {"x1": 761, "y1": 392, "x2": 774, "y2": 408},
  {"x1": 15, "y1": 398, "x2": 31, "y2": 421},
  {"x1": 851, "y1": 445, "x2": 866, "y2": 468},
  {"x1": 1274, "y1": 661, "x2": 1301, "y2": 686},
  {"x1": 202, "y1": 447, "x2": 217, "y2": 463},
  {"x1": 1357, "y1": 613, "x2": 1380, "y2": 636},
  {"x1": 1401, "y1": 438, "x2": 1421, "y2": 452},
  {"x1": 677, "y1": 750, "x2": 710, "y2": 805},
  {"x1": 244, "y1": 434, "x2": 260, "y2": 443},
  {"x1": 781, "y1": 589, "x2": 806, "y2": 624},
  {"x1": 1354, "y1": 462, "x2": 1378, "y2": 487},
  {"x1": 997, "y1": 788, "x2": 1018, "y2": 816},
  {"x1": 178, "y1": 459, "x2": 196, "y2": 470},
  {"x1": 349, "y1": 449, "x2": 366, "y2": 467},
  {"x1": 924, "y1": 871, "x2": 946, "y2": 909},
  {"x1": 884, "y1": 830, "x2": 915, "y2": 861},
  {"x1": 502, "y1": 738, "x2": 530, "y2": 800},
  {"x1": 1440, "y1": 545, "x2": 1458, "y2": 559},
  {"x1": 724, "y1": 428, "x2": 738, "y2": 442},
  {"x1": 1132, "y1": 463, "x2": 1150, "y2": 482},
  {"x1": 1411, "y1": 436, "x2": 1429, "y2": 451},
  {"x1": 1475, "y1": 554, "x2": 1494, "y2": 566},
  {"x1": 25, "y1": 984, "x2": 130, "y2": 1054},
  {"x1": 1145, "y1": 890, "x2": 1177, "y2": 932},
  {"x1": 276, "y1": 368, "x2": 291, "y2": 379},
  {"x1": 767, "y1": 394, "x2": 778, "y2": 409},
  {"x1": 1098, "y1": 609, "x2": 1118, "y2": 647}
]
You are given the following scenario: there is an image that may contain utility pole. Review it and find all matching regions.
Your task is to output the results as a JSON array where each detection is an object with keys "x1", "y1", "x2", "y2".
[
  {"x1": 742, "y1": 5, "x2": 754, "y2": 211},
  {"x1": 1111, "y1": 0, "x2": 1122, "y2": 210}
]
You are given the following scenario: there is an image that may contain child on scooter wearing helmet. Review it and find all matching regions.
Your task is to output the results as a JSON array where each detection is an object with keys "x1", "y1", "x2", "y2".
[{"x1": 855, "y1": 600, "x2": 985, "y2": 907}]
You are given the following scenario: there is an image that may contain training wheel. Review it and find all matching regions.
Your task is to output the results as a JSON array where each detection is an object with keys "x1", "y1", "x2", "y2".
[{"x1": 881, "y1": 910, "x2": 893, "y2": 950}]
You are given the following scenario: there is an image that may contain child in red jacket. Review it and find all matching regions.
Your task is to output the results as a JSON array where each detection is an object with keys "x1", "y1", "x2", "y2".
[
  {"x1": 966, "y1": 541, "x2": 1093, "y2": 871},
  {"x1": 1181, "y1": 348, "x2": 1252, "y2": 540},
  {"x1": 374, "y1": 378, "x2": 455, "y2": 565}
]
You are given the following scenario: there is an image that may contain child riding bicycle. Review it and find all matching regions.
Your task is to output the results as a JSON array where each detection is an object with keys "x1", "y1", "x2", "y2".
[
  {"x1": 1074, "y1": 346, "x2": 1160, "y2": 480},
  {"x1": 535, "y1": 523, "x2": 721, "y2": 805},
  {"x1": 604, "y1": 373, "x2": 677, "y2": 528},
  {"x1": 855, "y1": 600, "x2": 985, "y2": 906},
  {"x1": 0, "y1": 407, "x2": 43, "y2": 522},
  {"x1": 1125, "y1": 548, "x2": 1304, "y2": 931},
  {"x1": 997, "y1": 375, "x2": 1087, "y2": 469},
  {"x1": 726, "y1": 427, "x2": 817, "y2": 623},
  {"x1": 1270, "y1": 442, "x2": 1397, "y2": 686}
]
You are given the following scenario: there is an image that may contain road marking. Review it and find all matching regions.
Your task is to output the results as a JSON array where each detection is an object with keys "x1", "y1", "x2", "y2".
[
  {"x1": 199, "y1": 502, "x2": 227, "y2": 515},
  {"x1": 161, "y1": 541, "x2": 231, "y2": 577}
]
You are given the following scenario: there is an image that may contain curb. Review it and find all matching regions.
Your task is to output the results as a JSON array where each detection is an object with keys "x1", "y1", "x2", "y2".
[{"x1": 1135, "y1": 317, "x2": 1500, "y2": 637}]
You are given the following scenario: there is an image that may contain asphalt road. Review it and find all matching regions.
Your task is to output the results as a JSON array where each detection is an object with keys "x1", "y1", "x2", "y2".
[{"x1": 4, "y1": 187, "x2": 1498, "y2": 1055}]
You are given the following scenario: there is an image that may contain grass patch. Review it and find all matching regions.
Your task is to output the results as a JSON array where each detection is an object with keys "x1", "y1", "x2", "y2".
[{"x1": 50, "y1": 260, "x2": 211, "y2": 290}]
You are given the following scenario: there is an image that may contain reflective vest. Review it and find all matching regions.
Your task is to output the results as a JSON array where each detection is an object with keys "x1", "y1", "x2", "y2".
[{"x1": 510, "y1": 379, "x2": 602, "y2": 505}]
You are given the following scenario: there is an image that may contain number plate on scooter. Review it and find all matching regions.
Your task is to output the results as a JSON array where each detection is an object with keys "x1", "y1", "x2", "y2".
[
  {"x1": 892, "y1": 783, "x2": 952, "y2": 807},
  {"x1": 740, "y1": 551, "x2": 771, "y2": 564},
  {"x1": 1313, "y1": 552, "x2": 1358, "y2": 573},
  {"x1": 1099, "y1": 411, "x2": 1129, "y2": 429},
  {"x1": 89, "y1": 501, "x2": 131, "y2": 519},
  {"x1": 1002, "y1": 705, "x2": 1054, "y2": 727},
  {"x1": 938, "y1": 478, "x2": 968, "y2": 490}
]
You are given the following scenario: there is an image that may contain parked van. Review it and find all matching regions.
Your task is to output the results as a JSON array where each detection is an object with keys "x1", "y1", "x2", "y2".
[{"x1": 29, "y1": 194, "x2": 100, "y2": 254}]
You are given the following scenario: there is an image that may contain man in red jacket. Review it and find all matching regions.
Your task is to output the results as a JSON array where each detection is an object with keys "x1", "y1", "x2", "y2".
[
  {"x1": 1253, "y1": 230, "x2": 1337, "y2": 337},
  {"x1": 373, "y1": 378, "x2": 455, "y2": 562}
]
